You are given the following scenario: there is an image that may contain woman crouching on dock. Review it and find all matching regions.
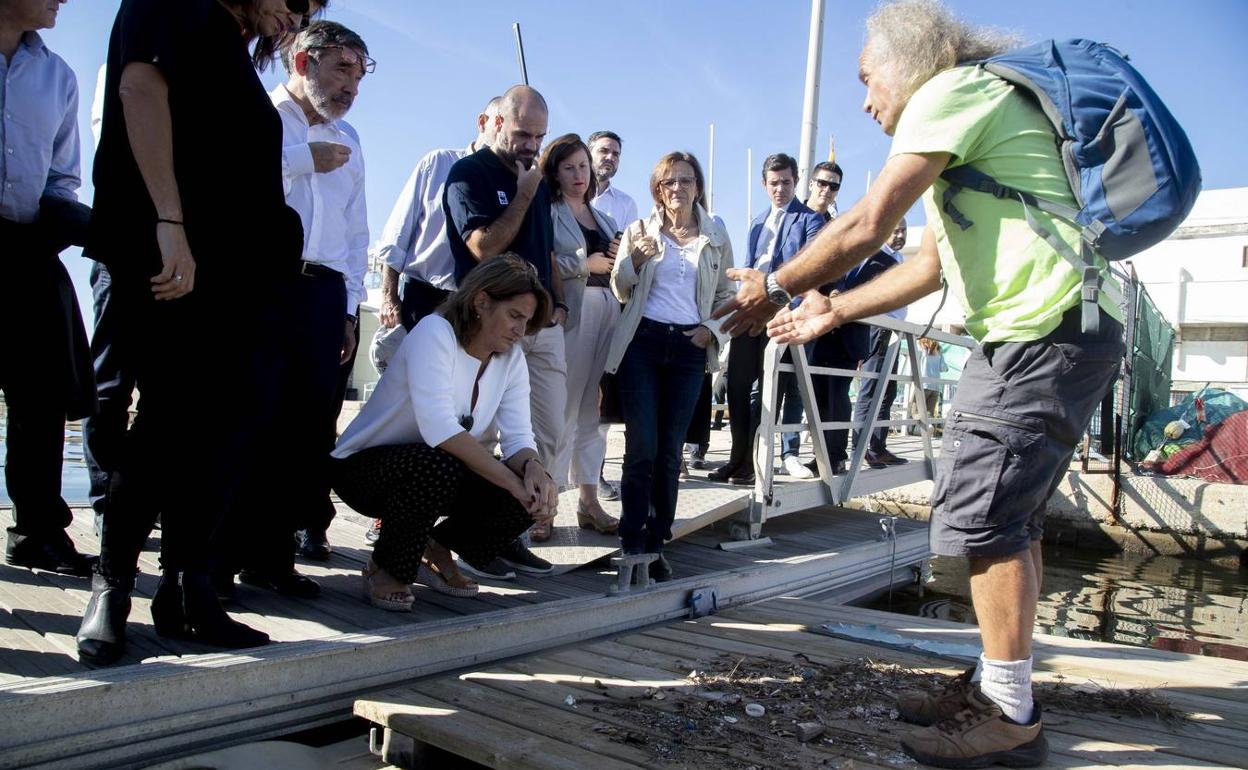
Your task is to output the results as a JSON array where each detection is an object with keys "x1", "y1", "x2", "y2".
[{"x1": 331, "y1": 256, "x2": 560, "y2": 610}]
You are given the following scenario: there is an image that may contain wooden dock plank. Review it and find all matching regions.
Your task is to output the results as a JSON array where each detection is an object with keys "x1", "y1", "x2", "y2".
[
  {"x1": 354, "y1": 598, "x2": 1248, "y2": 770},
  {"x1": 354, "y1": 687, "x2": 642, "y2": 770}
]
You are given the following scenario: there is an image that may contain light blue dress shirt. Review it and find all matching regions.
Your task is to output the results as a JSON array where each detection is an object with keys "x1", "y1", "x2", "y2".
[{"x1": 0, "y1": 31, "x2": 80, "y2": 223}]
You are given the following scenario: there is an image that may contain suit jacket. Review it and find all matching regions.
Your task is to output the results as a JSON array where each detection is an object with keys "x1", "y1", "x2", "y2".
[
  {"x1": 551, "y1": 198, "x2": 618, "y2": 330},
  {"x1": 745, "y1": 196, "x2": 824, "y2": 272},
  {"x1": 808, "y1": 248, "x2": 900, "y2": 368}
]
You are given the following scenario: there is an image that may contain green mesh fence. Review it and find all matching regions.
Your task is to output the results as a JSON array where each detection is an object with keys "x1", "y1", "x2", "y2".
[{"x1": 1125, "y1": 283, "x2": 1175, "y2": 461}]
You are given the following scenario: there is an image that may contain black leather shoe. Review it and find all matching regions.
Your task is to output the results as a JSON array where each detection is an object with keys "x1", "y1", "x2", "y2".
[
  {"x1": 150, "y1": 571, "x2": 189, "y2": 638},
  {"x1": 6, "y1": 531, "x2": 97, "y2": 577},
  {"x1": 806, "y1": 459, "x2": 848, "y2": 476},
  {"x1": 729, "y1": 471, "x2": 755, "y2": 486},
  {"x1": 180, "y1": 572, "x2": 270, "y2": 649},
  {"x1": 873, "y1": 448, "x2": 910, "y2": 466},
  {"x1": 295, "y1": 529, "x2": 332, "y2": 561},
  {"x1": 861, "y1": 450, "x2": 889, "y2": 469},
  {"x1": 707, "y1": 463, "x2": 739, "y2": 482},
  {"x1": 648, "y1": 555, "x2": 674, "y2": 583},
  {"x1": 239, "y1": 568, "x2": 322, "y2": 598},
  {"x1": 76, "y1": 572, "x2": 133, "y2": 665}
]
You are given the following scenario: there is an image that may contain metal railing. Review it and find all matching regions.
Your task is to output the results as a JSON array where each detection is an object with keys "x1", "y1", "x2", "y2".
[{"x1": 732, "y1": 314, "x2": 976, "y2": 540}]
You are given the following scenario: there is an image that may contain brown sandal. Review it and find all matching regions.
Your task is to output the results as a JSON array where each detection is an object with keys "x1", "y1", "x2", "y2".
[
  {"x1": 577, "y1": 502, "x2": 619, "y2": 534},
  {"x1": 362, "y1": 559, "x2": 414, "y2": 611},
  {"x1": 417, "y1": 561, "x2": 479, "y2": 597}
]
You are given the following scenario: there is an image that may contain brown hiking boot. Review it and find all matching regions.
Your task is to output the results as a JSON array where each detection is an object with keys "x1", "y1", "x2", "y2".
[
  {"x1": 901, "y1": 685, "x2": 1047, "y2": 769},
  {"x1": 897, "y1": 666, "x2": 976, "y2": 726}
]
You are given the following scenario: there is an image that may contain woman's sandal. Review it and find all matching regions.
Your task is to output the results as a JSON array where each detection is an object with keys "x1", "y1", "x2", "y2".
[
  {"x1": 577, "y1": 501, "x2": 619, "y2": 535},
  {"x1": 362, "y1": 561, "x2": 415, "y2": 611},
  {"x1": 417, "y1": 560, "x2": 479, "y2": 597},
  {"x1": 529, "y1": 517, "x2": 553, "y2": 542}
]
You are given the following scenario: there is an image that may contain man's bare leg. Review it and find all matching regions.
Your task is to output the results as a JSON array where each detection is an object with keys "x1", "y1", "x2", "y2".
[{"x1": 967, "y1": 548, "x2": 1039, "y2": 723}]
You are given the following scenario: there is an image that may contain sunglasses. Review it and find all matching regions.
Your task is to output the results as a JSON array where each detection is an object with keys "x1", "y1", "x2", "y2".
[
  {"x1": 309, "y1": 45, "x2": 377, "y2": 74},
  {"x1": 285, "y1": 0, "x2": 314, "y2": 29},
  {"x1": 813, "y1": 178, "x2": 841, "y2": 191}
]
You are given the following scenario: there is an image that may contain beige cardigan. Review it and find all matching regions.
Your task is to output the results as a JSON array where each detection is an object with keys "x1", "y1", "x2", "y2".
[{"x1": 606, "y1": 205, "x2": 736, "y2": 374}]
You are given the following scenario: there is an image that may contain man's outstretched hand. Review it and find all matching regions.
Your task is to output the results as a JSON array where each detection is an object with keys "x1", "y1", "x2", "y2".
[
  {"x1": 767, "y1": 290, "x2": 841, "y2": 345},
  {"x1": 712, "y1": 268, "x2": 776, "y2": 337}
]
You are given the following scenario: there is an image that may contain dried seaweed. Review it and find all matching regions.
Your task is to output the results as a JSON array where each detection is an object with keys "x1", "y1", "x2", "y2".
[{"x1": 578, "y1": 655, "x2": 1188, "y2": 768}]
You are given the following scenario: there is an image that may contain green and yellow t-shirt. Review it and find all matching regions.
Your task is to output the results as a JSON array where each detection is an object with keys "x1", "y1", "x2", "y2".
[{"x1": 889, "y1": 66, "x2": 1123, "y2": 344}]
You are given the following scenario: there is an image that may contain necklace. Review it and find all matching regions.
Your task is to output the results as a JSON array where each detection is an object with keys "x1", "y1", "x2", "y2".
[{"x1": 667, "y1": 220, "x2": 697, "y2": 241}]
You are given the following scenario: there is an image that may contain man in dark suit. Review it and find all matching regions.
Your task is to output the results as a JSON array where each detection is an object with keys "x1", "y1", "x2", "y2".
[
  {"x1": 709, "y1": 154, "x2": 823, "y2": 485},
  {"x1": 806, "y1": 243, "x2": 900, "y2": 475}
]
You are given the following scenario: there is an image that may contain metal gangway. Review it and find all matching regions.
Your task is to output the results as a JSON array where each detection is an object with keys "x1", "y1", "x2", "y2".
[{"x1": 730, "y1": 314, "x2": 975, "y2": 541}]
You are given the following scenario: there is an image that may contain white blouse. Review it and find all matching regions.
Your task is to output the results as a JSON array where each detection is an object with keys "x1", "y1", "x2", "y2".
[
  {"x1": 332, "y1": 314, "x2": 536, "y2": 460},
  {"x1": 641, "y1": 233, "x2": 701, "y2": 325}
]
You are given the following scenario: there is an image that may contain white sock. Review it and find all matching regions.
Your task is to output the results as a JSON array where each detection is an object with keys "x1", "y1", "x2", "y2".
[{"x1": 977, "y1": 654, "x2": 1034, "y2": 724}]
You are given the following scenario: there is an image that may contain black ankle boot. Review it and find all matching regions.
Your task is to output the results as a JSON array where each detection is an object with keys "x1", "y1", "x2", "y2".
[
  {"x1": 150, "y1": 571, "x2": 189, "y2": 638},
  {"x1": 180, "y1": 571, "x2": 270, "y2": 650},
  {"x1": 76, "y1": 572, "x2": 133, "y2": 665}
]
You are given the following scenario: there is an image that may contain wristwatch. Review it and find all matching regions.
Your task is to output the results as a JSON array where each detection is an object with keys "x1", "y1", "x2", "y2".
[{"x1": 764, "y1": 272, "x2": 792, "y2": 307}]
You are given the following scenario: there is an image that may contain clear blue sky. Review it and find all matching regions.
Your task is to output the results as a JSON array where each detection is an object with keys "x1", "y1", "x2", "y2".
[{"x1": 41, "y1": 0, "x2": 1248, "y2": 322}]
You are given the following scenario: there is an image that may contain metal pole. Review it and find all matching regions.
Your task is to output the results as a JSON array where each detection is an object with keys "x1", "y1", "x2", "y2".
[
  {"x1": 796, "y1": 0, "x2": 827, "y2": 200},
  {"x1": 512, "y1": 22, "x2": 529, "y2": 84},
  {"x1": 708, "y1": 123, "x2": 716, "y2": 213}
]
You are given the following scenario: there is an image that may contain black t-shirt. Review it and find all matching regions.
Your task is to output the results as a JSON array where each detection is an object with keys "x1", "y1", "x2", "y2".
[
  {"x1": 86, "y1": 0, "x2": 302, "y2": 287},
  {"x1": 442, "y1": 147, "x2": 554, "y2": 294},
  {"x1": 581, "y1": 221, "x2": 611, "y2": 289}
]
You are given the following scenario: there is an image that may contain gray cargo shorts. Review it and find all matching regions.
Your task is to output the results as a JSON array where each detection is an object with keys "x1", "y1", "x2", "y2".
[{"x1": 930, "y1": 306, "x2": 1123, "y2": 558}]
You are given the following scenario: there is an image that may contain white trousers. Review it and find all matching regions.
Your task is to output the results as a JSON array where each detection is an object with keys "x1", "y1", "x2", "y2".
[
  {"x1": 520, "y1": 323, "x2": 568, "y2": 469},
  {"x1": 553, "y1": 286, "x2": 619, "y2": 486}
]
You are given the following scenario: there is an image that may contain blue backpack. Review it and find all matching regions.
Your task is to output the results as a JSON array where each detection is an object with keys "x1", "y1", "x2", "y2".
[{"x1": 940, "y1": 39, "x2": 1202, "y2": 333}]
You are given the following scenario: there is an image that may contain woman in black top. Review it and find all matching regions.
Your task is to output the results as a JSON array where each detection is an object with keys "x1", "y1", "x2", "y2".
[
  {"x1": 543, "y1": 134, "x2": 622, "y2": 538},
  {"x1": 77, "y1": 0, "x2": 319, "y2": 666}
]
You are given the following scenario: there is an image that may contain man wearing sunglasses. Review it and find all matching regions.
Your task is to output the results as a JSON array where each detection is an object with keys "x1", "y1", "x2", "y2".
[
  {"x1": 224, "y1": 20, "x2": 373, "y2": 596},
  {"x1": 807, "y1": 161, "x2": 843, "y2": 222}
]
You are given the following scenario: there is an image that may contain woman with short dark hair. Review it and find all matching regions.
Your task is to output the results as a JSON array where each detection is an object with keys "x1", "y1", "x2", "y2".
[{"x1": 332, "y1": 256, "x2": 559, "y2": 611}]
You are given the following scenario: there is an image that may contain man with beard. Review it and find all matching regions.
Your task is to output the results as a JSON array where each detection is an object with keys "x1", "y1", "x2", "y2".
[
  {"x1": 443, "y1": 84, "x2": 560, "y2": 576},
  {"x1": 226, "y1": 20, "x2": 371, "y2": 594},
  {"x1": 587, "y1": 131, "x2": 637, "y2": 238}
]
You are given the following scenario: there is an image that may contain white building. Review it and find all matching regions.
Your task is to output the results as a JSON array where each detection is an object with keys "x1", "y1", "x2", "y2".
[{"x1": 1120, "y1": 187, "x2": 1248, "y2": 400}]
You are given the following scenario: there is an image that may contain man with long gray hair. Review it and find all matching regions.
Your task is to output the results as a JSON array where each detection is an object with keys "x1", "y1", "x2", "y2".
[{"x1": 715, "y1": 1, "x2": 1125, "y2": 766}]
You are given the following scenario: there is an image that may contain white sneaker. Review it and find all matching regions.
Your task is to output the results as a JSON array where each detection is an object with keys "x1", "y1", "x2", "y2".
[{"x1": 784, "y1": 456, "x2": 815, "y2": 479}]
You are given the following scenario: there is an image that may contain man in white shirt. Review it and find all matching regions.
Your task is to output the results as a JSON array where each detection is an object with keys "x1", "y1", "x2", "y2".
[
  {"x1": 230, "y1": 21, "x2": 371, "y2": 596},
  {"x1": 588, "y1": 130, "x2": 638, "y2": 233},
  {"x1": 586, "y1": 130, "x2": 635, "y2": 499},
  {"x1": 375, "y1": 96, "x2": 501, "y2": 333}
]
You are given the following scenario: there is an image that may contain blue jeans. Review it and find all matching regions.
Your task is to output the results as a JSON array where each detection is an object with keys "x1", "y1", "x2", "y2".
[
  {"x1": 617, "y1": 319, "x2": 707, "y2": 553},
  {"x1": 778, "y1": 370, "x2": 805, "y2": 459}
]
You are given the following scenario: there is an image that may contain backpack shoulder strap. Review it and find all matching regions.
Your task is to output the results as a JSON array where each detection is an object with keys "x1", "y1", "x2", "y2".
[{"x1": 940, "y1": 165, "x2": 1108, "y2": 333}]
